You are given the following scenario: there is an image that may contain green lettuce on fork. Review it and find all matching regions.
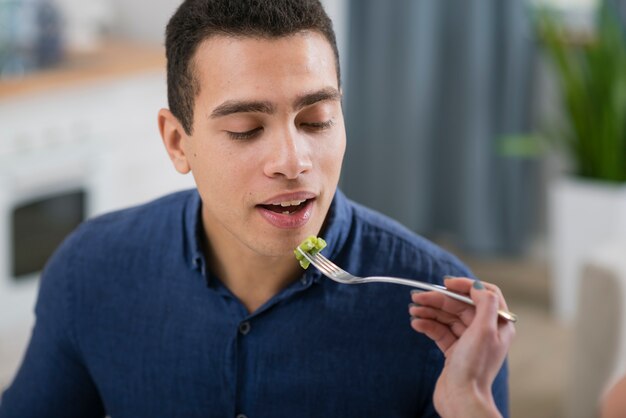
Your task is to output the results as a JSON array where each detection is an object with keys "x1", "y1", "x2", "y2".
[{"x1": 294, "y1": 236, "x2": 327, "y2": 269}]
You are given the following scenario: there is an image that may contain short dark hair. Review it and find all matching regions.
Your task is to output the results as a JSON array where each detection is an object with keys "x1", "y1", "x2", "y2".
[{"x1": 165, "y1": 0, "x2": 340, "y2": 135}]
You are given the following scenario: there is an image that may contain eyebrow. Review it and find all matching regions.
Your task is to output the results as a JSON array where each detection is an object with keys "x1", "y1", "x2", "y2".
[
  {"x1": 293, "y1": 87, "x2": 342, "y2": 111},
  {"x1": 209, "y1": 87, "x2": 342, "y2": 119},
  {"x1": 210, "y1": 100, "x2": 275, "y2": 118}
]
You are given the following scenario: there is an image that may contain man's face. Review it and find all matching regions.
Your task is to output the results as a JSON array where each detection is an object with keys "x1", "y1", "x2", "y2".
[{"x1": 182, "y1": 32, "x2": 345, "y2": 257}]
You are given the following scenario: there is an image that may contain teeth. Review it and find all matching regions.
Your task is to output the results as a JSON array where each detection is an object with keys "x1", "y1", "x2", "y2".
[
  {"x1": 282, "y1": 211, "x2": 291, "y2": 215},
  {"x1": 272, "y1": 199, "x2": 306, "y2": 207}
]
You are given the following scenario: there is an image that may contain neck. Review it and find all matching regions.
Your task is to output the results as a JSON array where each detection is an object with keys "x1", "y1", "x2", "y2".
[
  {"x1": 201, "y1": 229, "x2": 302, "y2": 314},
  {"x1": 210, "y1": 244, "x2": 301, "y2": 313}
]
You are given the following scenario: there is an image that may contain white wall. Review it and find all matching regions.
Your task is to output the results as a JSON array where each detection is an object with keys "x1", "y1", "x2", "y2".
[
  {"x1": 104, "y1": 0, "x2": 349, "y2": 50},
  {"x1": 106, "y1": 0, "x2": 183, "y2": 44},
  {"x1": 321, "y1": 0, "x2": 349, "y2": 82}
]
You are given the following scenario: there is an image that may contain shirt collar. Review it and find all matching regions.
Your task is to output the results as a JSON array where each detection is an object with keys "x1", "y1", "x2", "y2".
[
  {"x1": 184, "y1": 189, "x2": 206, "y2": 276},
  {"x1": 183, "y1": 188, "x2": 353, "y2": 283}
]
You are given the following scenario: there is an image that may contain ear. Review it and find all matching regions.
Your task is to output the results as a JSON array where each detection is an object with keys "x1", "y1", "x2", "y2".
[{"x1": 158, "y1": 108, "x2": 191, "y2": 174}]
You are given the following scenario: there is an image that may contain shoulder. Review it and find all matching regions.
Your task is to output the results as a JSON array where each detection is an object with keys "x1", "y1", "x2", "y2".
[
  {"x1": 80, "y1": 189, "x2": 193, "y2": 240},
  {"x1": 84, "y1": 189, "x2": 195, "y2": 235},
  {"x1": 47, "y1": 189, "x2": 196, "y2": 270},
  {"x1": 38, "y1": 189, "x2": 198, "y2": 309},
  {"x1": 343, "y1": 197, "x2": 473, "y2": 281}
]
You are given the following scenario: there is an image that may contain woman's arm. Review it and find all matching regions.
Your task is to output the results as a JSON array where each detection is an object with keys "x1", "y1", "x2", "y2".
[{"x1": 409, "y1": 277, "x2": 516, "y2": 418}]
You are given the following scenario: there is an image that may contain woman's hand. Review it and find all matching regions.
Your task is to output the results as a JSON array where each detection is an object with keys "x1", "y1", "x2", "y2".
[{"x1": 409, "y1": 277, "x2": 516, "y2": 418}]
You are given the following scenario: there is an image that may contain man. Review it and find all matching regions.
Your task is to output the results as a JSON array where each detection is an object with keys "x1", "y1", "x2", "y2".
[{"x1": 0, "y1": 0, "x2": 511, "y2": 416}]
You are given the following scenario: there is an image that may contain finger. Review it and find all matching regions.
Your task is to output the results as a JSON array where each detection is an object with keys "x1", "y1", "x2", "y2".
[
  {"x1": 500, "y1": 319, "x2": 517, "y2": 347},
  {"x1": 471, "y1": 281, "x2": 516, "y2": 342},
  {"x1": 446, "y1": 276, "x2": 512, "y2": 313},
  {"x1": 480, "y1": 283, "x2": 513, "y2": 317},
  {"x1": 411, "y1": 290, "x2": 475, "y2": 327},
  {"x1": 410, "y1": 317, "x2": 458, "y2": 353},
  {"x1": 409, "y1": 304, "x2": 468, "y2": 338},
  {"x1": 490, "y1": 285, "x2": 512, "y2": 313},
  {"x1": 469, "y1": 280, "x2": 500, "y2": 334},
  {"x1": 409, "y1": 303, "x2": 459, "y2": 325},
  {"x1": 409, "y1": 303, "x2": 450, "y2": 325},
  {"x1": 411, "y1": 289, "x2": 468, "y2": 314},
  {"x1": 441, "y1": 276, "x2": 474, "y2": 294}
]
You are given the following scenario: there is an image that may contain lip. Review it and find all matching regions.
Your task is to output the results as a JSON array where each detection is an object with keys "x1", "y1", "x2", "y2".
[
  {"x1": 256, "y1": 192, "x2": 316, "y2": 229},
  {"x1": 259, "y1": 191, "x2": 317, "y2": 205}
]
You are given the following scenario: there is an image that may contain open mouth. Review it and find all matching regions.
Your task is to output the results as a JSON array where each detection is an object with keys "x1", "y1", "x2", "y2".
[{"x1": 258, "y1": 198, "x2": 311, "y2": 215}]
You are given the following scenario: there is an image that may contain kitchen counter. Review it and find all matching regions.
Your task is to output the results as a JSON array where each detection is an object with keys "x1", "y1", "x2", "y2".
[{"x1": 0, "y1": 41, "x2": 166, "y2": 100}]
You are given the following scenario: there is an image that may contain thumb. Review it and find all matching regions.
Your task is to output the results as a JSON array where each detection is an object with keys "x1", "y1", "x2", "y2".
[{"x1": 470, "y1": 280, "x2": 499, "y2": 332}]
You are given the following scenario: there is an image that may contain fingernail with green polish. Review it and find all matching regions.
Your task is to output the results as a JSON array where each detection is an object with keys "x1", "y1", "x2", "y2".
[
  {"x1": 472, "y1": 280, "x2": 485, "y2": 290},
  {"x1": 409, "y1": 302, "x2": 421, "y2": 309},
  {"x1": 410, "y1": 289, "x2": 423, "y2": 295}
]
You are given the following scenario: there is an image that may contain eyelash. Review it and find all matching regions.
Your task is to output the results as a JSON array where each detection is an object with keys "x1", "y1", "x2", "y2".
[
  {"x1": 302, "y1": 119, "x2": 335, "y2": 131},
  {"x1": 227, "y1": 127, "x2": 263, "y2": 140},
  {"x1": 226, "y1": 120, "x2": 334, "y2": 141}
]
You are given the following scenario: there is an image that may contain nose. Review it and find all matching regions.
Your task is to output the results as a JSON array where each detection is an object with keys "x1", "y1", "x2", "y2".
[{"x1": 263, "y1": 128, "x2": 312, "y2": 179}]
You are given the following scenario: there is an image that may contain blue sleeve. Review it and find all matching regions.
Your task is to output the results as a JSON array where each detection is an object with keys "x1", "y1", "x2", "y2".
[
  {"x1": 0, "y1": 234, "x2": 105, "y2": 418},
  {"x1": 493, "y1": 358, "x2": 510, "y2": 418}
]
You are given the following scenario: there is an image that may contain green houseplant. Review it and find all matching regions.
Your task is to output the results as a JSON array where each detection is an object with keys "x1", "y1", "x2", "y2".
[
  {"x1": 536, "y1": 1, "x2": 626, "y2": 181},
  {"x1": 509, "y1": 1, "x2": 626, "y2": 324}
]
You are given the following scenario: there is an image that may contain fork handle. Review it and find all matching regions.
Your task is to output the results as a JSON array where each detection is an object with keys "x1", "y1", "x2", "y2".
[{"x1": 364, "y1": 276, "x2": 517, "y2": 323}]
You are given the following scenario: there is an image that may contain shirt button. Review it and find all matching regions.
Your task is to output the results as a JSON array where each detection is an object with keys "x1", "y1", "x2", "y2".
[
  {"x1": 238, "y1": 321, "x2": 251, "y2": 335},
  {"x1": 236, "y1": 414, "x2": 247, "y2": 418},
  {"x1": 300, "y1": 277, "x2": 307, "y2": 285}
]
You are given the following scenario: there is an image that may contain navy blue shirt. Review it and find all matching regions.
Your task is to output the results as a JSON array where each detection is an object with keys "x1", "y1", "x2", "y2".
[{"x1": 0, "y1": 189, "x2": 508, "y2": 418}]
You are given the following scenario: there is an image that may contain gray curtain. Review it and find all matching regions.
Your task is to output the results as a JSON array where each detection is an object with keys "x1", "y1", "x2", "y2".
[{"x1": 340, "y1": 0, "x2": 539, "y2": 255}]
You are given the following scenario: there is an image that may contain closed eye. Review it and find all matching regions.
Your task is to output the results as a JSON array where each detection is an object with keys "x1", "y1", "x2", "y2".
[
  {"x1": 301, "y1": 119, "x2": 335, "y2": 131},
  {"x1": 226, "y1": 127, "x2": 263, "y2": 140}
]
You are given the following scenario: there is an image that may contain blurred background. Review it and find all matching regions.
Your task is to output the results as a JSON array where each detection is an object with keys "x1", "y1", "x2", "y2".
[{"x1": 1, "y1": 0, "x2": 626, "y2": 416}]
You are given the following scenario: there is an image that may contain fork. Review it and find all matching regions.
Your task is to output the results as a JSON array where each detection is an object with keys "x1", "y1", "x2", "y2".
[{"x1": 297, "y1": 248, "x2": 518, "y2": 323}]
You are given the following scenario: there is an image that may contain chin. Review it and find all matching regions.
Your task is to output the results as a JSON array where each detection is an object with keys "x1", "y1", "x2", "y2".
[{"x1": 254, "y1": 229, "x2": 319, "y2": 257}]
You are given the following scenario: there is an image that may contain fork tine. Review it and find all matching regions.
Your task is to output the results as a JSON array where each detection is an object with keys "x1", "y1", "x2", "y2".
[
  {"x1": 311, "y1": 254, "x2": 334, "y2": 273},
  {"x1": 310, "y1": 253, "x2": 337, "y2": 273},
  {"x1": 298, "y1": 248, "x2": 339, "y2": 277},
  {"x1": 298, "y1": 248, "x2": 332, "y2": 276},
  {"x1": 311, "y1": 252, "x2": 349, "y2": 276},
  {"x1": 308, "y1": 253, "x2": 332, "y2": 275}
]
